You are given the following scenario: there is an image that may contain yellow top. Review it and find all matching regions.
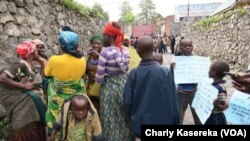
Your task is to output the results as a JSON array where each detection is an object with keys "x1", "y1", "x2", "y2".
[
  {"x1": 127, "y1": 46, "x2": 141, "y2": 72},
  {"x1": 45, "y1": 54, "x2": 86, "y2": 81}
]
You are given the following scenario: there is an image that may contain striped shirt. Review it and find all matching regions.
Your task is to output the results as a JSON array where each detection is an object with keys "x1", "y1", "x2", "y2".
[
  {"x1": 212, "y1": 80, "x2": 227, "y2": 113},
  {"x1": 95, "y1": 46, "x2": 130, "y2": 83}
]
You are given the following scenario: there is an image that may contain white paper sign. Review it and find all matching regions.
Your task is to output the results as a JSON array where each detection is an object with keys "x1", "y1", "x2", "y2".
[
  {"x1": 191, "y1": 81, "x2": 218, "y2": 124},
  {"x1": 174, "y1": 56, "x2": 211, "y2": 84},
  {"x1": 224, "y1": 90, "x2": 250, "y2": 125}
]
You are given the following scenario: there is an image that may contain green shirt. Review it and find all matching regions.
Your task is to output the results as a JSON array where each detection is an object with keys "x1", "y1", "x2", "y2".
[{"x1": 67, "y1": 114, "x2": 87, "y2": 141}]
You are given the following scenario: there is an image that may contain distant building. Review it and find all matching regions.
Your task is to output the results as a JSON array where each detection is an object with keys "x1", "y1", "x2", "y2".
[
  {"x1": 212, "y1": 0, "x2": 250, "y2": 16},
  {"x1": 160, "y1": 15, "x2": 175, "y2": 37},
  {"x1": 175, "y1": 2, "x2": 222, "y2": 22},
  {"x1": 132, "y1": 24, "x2": 156, "y2": 38}
]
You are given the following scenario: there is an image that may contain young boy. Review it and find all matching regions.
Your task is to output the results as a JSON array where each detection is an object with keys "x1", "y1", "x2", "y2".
[
  {"x1": 171, "y1": 38, "x2": 201, "y2": 125},
  {"x1": 123, "y1": 36, "x2": 179, "y2": 140},
  {"x1": 205, "y1": 61, "x2": 229, "y2": 125},
  {"x1": 153, "y1": 53, "x2": 163, "y2": 65},
  {"x1": 50, "y1": 95, "x2": 103, "y2": 141}
]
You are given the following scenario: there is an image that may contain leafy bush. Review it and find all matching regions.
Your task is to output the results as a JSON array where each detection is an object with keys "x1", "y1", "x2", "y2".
[
  {"x1": 59, "y1": 0, "x2": 108, "y2": 19},
  {"x1": 89, "y1": 3, "x2": 109, "y2": 19},
  {"x1": 197, "y1": 8, "x2": 248, "y2": 28},
  {"x1": 237, "y1": 7, "x2": 247, "y2": 16},
  {"x1": 197, "y1": 15, "x2": 224, "y2": 27}
]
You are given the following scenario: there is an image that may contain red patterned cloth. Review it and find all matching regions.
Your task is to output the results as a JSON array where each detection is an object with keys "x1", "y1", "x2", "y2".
[
  {"x1": 16, "y1": 41, "x2": 36, "y2": 59},
  {"x1": 103, "y1": 22, "x2": 124, "y2": 47}
]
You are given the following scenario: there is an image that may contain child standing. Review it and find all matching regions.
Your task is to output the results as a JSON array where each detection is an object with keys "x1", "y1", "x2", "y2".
[
  {"x1": 205, "y1": 61, "x2": 229, "y2": 125},
  {"x1": 124, "y1": 36, "x2": 179, "y2": 140},
  {"x1": 171, "y1": 38, "x2": 201, "y2": 125},
  {"x1": 49, "y1": 95, "x2": 102, "y2": 141}
]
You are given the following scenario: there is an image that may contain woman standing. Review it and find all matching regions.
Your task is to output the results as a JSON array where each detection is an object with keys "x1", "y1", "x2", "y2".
[
  {"x1": 85, "y1": 35, "x2": 103, "y2": 112},
  {"x1": 44, "y1": 31, "x2": 86, "y2": 131},
  {"x1": 96, "y1": 22, "x2": 132, "y2": 141},
  {"x1": 0, "y1": 41, "x2": 47, "y2": 141}
]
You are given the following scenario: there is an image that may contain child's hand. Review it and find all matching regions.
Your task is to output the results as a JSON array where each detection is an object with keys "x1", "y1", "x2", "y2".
[
  {"x1": 213, "y1": 99, "x2": 227, "y2": 110},
  {"x1": 213, "y1": 99, "x2": 220, "y2": 107},
  {"x1": 170, "y1": 62, "x2": 176, "y2": 70},
  {"x1": 50, "y1": 129, "x2": 57, "y2": 141}
]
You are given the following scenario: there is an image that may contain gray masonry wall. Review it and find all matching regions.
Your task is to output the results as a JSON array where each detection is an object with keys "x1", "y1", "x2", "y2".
[
  {"x1": 0, "y1": 0, "x2": 107, "y2": 70},
  {"x1": 181, "y1": 7, "x2": 250, "y2": 70}
]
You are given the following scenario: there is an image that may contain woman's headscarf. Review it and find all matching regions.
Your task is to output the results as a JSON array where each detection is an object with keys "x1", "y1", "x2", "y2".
[
  {"x1": 16, "y1": 41, "x2": 36, "y2": 59},
  {"x1": 59, "y1": 31, "x2": 82, "y2": 58},
  {"x1": 90, "y1": 35, "x2": 103, "y2": 45},
  {"x1": 33, "y1": 39, "x2": 45, "y2": 46},
  {"x1": 103, "y1": 22, "x2": 124, "y2": 48}
]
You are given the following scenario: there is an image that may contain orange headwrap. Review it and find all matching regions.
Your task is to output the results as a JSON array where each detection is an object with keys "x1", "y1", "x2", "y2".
[
  {"x1": 16, "y1": 41, "x2": 36, "y2": 59},
  {"x1": 103, "y1": 22, "x2": 124, "y2": 47}
]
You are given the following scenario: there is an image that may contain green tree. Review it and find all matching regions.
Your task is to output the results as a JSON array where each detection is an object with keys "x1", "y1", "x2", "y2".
[
  {"x1": 138, "y1": 0, "x2": 156, "y2": 24},
  {"x1": 90, "y1": 3, "x2": 109, "y2": 20},
  {"x1": 152, "y1": 13, "x2": 164, "y2": 33},
  {"x1": 119, "y1": 1, "x2": 135, "y2": 23}
]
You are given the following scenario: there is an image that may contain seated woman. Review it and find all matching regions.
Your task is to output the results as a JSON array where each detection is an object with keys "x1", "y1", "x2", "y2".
[
  {"x1": 44, "y1": 31, "x2": 87, "y2": 132},
  {"x1": 0, "y1": 41, "x2": 47, "y2": 141}
]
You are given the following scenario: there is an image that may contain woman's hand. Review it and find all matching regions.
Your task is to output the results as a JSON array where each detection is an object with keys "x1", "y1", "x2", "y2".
[
  {"x1": 232, "y1": 81, "x2": 245, "y2": 91},
  {"x1": 38, "y1": 56, "x2": 47, "y2": 64},
  {"x1": 232, "y1": 81, "x2": 250, "y2": 94},
  {"x1": 21, "y1": 83, "x2": 35, "y2": 90},
  {"x1": 231, "y1": 72, "x2": 250, "y2": 85}
]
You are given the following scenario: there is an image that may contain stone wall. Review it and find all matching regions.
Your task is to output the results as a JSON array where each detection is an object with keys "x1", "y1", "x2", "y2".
[
  {"x1": 0, "y1": 0, "x2": 107, "y2": 70},
  {"x1": 181, "y1": 7, "x2": 250, "y2": 70}
]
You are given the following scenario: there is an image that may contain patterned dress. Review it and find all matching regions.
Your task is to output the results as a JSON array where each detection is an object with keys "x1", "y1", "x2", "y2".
[
  {"x1": 96, "y1": 46, "x2": 132, "y2": 141},
  {"x1": 100, "y1": 74, "x2": 132, "y2": 141},
  {"x1": 44, "y1": 53, "x2": 86, "y2": 130},
  {"x1": 85, "y1": 56, "x2": 100, "y2": 112},
  {"x1": 0, "y1": 60, "x2": 46, "y2": 141},
  {"x1": 46, "y1": 78, "x2": 85, "y2": 129}
]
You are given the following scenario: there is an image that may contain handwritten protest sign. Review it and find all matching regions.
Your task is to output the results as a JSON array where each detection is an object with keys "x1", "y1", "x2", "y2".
[
  {"x1": 224, "y1": 90, "x2": 250, "y2": 125},
  {"x1": 191, "y1": 81, "x2": 218, "y2": 124},
  {"x1": 174, "y1": 56, "x2": 211, "y2": 84}
]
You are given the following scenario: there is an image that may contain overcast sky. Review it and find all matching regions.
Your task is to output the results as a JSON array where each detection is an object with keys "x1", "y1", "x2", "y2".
[{"x1": 76, "y1": 0, "x2": 227, "y2": 21}]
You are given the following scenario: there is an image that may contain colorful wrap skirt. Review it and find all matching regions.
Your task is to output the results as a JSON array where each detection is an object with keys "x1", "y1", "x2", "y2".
[
  {"x1": 100, "y1": 74, "x2": 132, "y2": 141},
  {"x1": 46, "y1": 78, "x2": 86, "y2": 129}
]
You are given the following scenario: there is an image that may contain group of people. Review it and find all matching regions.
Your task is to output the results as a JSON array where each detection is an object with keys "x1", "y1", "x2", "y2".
[
  {"x1": 149, "y1": 34, "x2": 178, "y2": 55},
  {"x1": 0, "y1": 21, "x2": 249, "y2": 141}
]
